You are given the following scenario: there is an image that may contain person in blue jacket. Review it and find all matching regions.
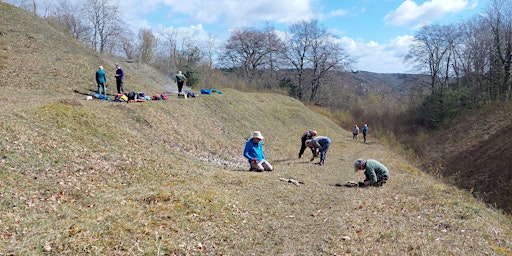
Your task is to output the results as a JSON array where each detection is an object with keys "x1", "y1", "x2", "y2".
[
  {"x1": 243, "y1": 131, "x2": 273, "y2": 172},
  {"x1": 362, "y1": 124, "x2": 369, "y2": 142},
  {"x1": 306, "y1": 136, "x2": 331, "y2": 166}
]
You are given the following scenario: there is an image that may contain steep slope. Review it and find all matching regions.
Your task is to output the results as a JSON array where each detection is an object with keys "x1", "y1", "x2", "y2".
[
  {"x1": 0, "y1": 3, "x2": 511, "y2": 255},
  {"x1": 0, "y1": 2, "x2": 169, "y2": 99},
  {"x1": 415, "y1": 102, "x2": 512, "y2": 213}
]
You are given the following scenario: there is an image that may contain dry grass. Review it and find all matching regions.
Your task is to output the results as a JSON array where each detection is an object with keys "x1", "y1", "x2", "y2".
[
  {"x1": 1, "y1": 88, "x2": 511, "y2": 255},
  {"x1": 0, "y1": 2, "x2": 511, "y2": 255}
]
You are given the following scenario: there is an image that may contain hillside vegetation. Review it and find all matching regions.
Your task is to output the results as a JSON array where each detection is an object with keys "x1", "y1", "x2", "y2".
[
  {"x1": 1, "y1": 3, "x2": 512, "y2": 255},
  {"x1": 408, "y1": 102, "x2": 512, "y2": 213}
]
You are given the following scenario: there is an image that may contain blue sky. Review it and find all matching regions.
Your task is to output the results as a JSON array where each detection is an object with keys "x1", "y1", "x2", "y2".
[
  {"x1": 6, "y1": 0, "x2": 491, "y2": 73},
  {"x1": 16, "y1": 0, "x2": 488, "y2": 73},
  {"x1": 118, "y1": 0, "x2": 489, "y2": 73}
]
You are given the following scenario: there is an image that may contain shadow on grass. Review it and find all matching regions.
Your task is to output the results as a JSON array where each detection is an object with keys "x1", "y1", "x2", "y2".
[
  {"x1": 232, "y1": 168, "x2": 273, "y2": 173},
  {"x1": 74, "y1": 89, "x2": 114, "y2": 97},
  {"x1": 272, "y1": 158, "x2": 320, "y2": 165}
]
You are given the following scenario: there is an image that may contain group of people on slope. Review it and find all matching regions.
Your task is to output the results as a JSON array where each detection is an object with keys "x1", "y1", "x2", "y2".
[
  {"x1": 95, "y1": 64, "x2": 125, "y2": 96},
  {"x1": 352, "y1": 124, "x2": 368, "y2": 142},
  {"x1": 243, "y1": 129, "x2": 389, "y2": 187},
  {"x1": 95, "y1": 66, "x2": 187, "y2": 97}
]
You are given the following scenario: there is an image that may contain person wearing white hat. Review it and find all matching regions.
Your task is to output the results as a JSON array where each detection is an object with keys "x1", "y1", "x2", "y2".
[{"x1": 243, "y1": 131, "x2": 273, "y2": 172}]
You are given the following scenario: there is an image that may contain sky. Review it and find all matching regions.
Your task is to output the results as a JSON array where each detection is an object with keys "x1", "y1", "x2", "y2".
[
  {"x1": 10, "y1": 0, "x2": 490, "y2": 73},
  {"x1": 116, "y1": 0, "x2": 490, "y2": 73}
]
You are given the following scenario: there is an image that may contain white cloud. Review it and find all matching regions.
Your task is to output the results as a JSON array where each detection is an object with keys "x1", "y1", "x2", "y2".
[
  {"x1": 339, "y1": 35, "x2": 415, "y2": 73},
  {"x1": 123, "y1": 0, "x2": 315, "y2": 28},
  {"x1": 384, "y1": 0, "x2": 472, "y2": 27}
]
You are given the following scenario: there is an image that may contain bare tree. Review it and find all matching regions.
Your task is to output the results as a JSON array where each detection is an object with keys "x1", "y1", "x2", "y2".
[
  {"x1": 83, "y1": 0, "x2": 122, "y2": 53},
  {"x1": 458, "y1": 16, "x2": 493, "y2": 103},
  {"x1": 485, "y1": 0, "x2": 512, "y2": 100},
  {"x1": 54, "y1": 0, "x2": 90, "y2": 41},
  {"x1": 405, "y1": 24, "x2": 461, "y2": 97},
  {"x1": 119, "y1": 31, "x2": 137, "y2": 60},
  {"x1": 7, "y1": 0, "x2": 55, "y2": 17},
  {"x1": 204, "y1": 32, "x2": 218, "y2": 69},
  {"x1": 138, "y1": 27, "x2": 155, "y2": 64},
  {"x1": 282, "y1": 20, "x2": 349, "y2": 101},
  {"x1": 282, "y1": 20, "x2": 313, "y2": 100},
  {"x1": 219, "y1": 27, "x2": 281, "y2": 85}
]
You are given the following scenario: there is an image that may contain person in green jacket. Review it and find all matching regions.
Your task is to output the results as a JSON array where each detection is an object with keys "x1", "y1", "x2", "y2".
[
  {"x1": 175, "y1": 70, "x2": 187, "y2": 95},
  {"x1": 354, "y1": 159, "x2": 390, "y2": 187},
  {"x1": 95, "y1": 65, "x2": 107, "y2": 96}
]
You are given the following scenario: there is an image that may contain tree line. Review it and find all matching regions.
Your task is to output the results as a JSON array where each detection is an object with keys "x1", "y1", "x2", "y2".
[{"x1": 405, "y1": 0, "x2": 512, "y2": 127}]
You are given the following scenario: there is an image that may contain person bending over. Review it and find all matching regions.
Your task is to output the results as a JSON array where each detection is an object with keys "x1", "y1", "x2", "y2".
[
  {"x1": 354, "y1": 159, "x2": 389, "y2": 187},
  {"x1": 306, "y1": 136, "x2": 331, "y2": 166},
  {"x1": 298, "y1": 130, "x2": 318, "y2": 160}
]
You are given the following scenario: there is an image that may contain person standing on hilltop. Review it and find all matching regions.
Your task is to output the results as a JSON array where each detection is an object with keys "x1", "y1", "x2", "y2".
[
  {"x1": 354, "y1": 159, "x2": 389, "y2": 187},
  {"x1": 298, "y1": 130, "x2": 318, "y2": 160},
  {"x1": 95, "y1": 65, "x2": 107, "y2": 97},
  {"x1": 306, "y1": 135, "x2": 331, "y2": 166},
  {"x1": 175, "y1": 70, "x2": 187, "y2": 95},
  {"x1": 243, "y1": 131, "x2": 273, "y2": 172},
  {"x1": 115, "y1": 64, "x2": 125, "y2": 94},
  {"x1": 352, "y1": 125, "x2": 359, "y2": 140},
  {"x1": 362, "y1": 124, "x2": 368, "y2": 143}
]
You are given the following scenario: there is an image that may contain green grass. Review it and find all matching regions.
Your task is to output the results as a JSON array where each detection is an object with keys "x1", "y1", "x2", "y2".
[{"x1": 0, "y1": 2, "x2": 511, "y2": 255}]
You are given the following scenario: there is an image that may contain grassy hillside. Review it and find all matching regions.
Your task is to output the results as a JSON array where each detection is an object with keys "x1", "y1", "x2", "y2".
[
  {"x1": 411, "y1": 102, "x2": 512, "y2": 213},
  {"x1": 1, "y1": 3, "x2": 512, "y2": 255}
]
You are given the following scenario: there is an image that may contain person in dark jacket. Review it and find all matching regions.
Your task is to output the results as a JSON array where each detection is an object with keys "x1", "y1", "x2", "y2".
[
  {"x1": 298, "y1": 130, "x2": 318, "y2": 160},
  {"x1": 115, "y1": 64, "x2": 124, "y2": 94},
  {"x1": 354, "y1": 159, "x2": 390, "y2": 187},
  {"x1": 95, "y1": 66, "x2": 107, "y2": 96},
  {"x1": 306, "y1": 136, "x2": 331, "y2": 166}
]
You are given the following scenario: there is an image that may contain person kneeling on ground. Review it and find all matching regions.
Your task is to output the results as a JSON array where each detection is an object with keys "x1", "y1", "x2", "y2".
[
  {"x1": 243, "y1": 131, "x2": 273, "y2": 172},
  {"x1": 354, "y1": 159, "x2": 389, "y2": 187},
  {"x1": 306, "y1": 136, "x2": 331, "y2": 166}
]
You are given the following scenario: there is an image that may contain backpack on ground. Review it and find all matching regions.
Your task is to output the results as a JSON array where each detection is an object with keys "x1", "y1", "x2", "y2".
[{"x1": 127, "y1": 91, "x2": 136, "y2": 101}]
